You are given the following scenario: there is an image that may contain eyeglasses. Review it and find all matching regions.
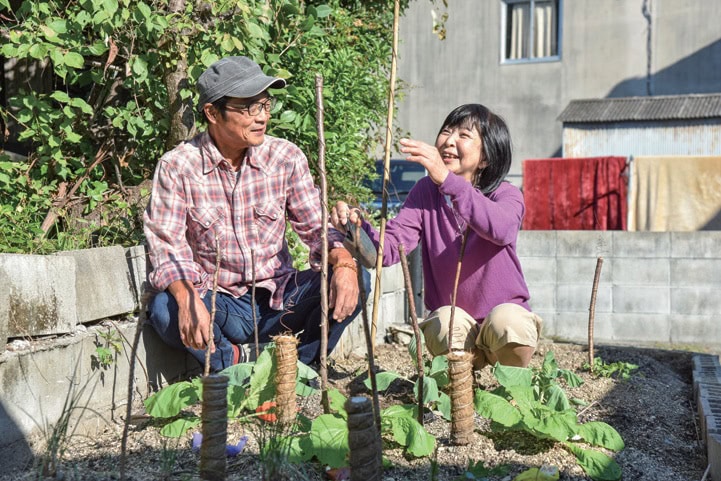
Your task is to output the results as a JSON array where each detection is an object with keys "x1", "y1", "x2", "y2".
[{"x1": 225, "y1": 97, "x2": 276, "y2": 116}]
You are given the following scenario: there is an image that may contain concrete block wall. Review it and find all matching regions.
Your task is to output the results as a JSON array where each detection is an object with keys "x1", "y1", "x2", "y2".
[
  {"x1": 518, "y1": 231, "x2": 721, "y2": 348},
  {"x1": 693, "y1": 354, "x2": 721, "y2": 481}
]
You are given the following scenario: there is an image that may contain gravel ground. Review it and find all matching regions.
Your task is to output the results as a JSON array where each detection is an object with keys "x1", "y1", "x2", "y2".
[{"x1": 2, "y1": 340, "x2": 711, "y2": 481}]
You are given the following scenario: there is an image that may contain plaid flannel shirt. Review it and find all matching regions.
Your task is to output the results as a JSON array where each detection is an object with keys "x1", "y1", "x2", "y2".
[{"x1": 143, "y1": 131, "x2": 344, "y2": 310}]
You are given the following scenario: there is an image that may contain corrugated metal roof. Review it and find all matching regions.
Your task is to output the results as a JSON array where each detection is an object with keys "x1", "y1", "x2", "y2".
[{"x1": 558, "y1": 94, "x2": 721, "y2": 123}]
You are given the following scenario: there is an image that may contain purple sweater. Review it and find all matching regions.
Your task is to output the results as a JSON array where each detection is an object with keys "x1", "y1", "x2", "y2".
[{"x1": 362, "y1": 173, "x2": 531, "y2": 321}]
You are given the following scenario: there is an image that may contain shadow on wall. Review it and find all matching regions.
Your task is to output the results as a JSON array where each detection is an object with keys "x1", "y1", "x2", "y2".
[
  {"x1": 141, "y1": 326, "x2": 201, "y2": 392},
  {"x1": 607, "y1": 39, "x2": 721, "y2": 97},
  {"x1": 702, "y1": 208, "x2": 721, "y2": 230},
  {"x1": 0, "y1": 401, "x2": 34, "y2": 471}
]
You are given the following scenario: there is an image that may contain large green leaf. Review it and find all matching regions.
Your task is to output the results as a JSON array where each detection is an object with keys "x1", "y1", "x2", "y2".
[
  {"x1": 159, "y1": 416, "x2": 200, "y2": 438},
  {"x1": 565, "y1": 443, "x2": 622, "y2": 481},
  {"x1": 413, "y1": 376, "x2": 439, "y2": 404},
  {"x1": 544, "y1": 383, "x2": 571, "y2": 412},
  {"x1": 386, "y1": 414, "x2": 435, "y2": 457},
  {"x1": 524, "y1": 408, "x2": 578, "y2": 442},
  {"x1": 364, "y1": 370, "x2": 403, "y2": 392},
  {"x1": 473, "y1": 389, "x2": 522, "y2": 427},
  {"x1": 246, "y1": 346, "x2": 276, "y2": 410},
  {"x1": 144, "y1": 381, "x2": 199, "y2": 418},
  {"x1": 307, "y1": 414, "x2": 349, "y2": 468},
  {"x1": 493, "y1": 363, "x2": 533, "y2": 388},
  {"x1": 576, "y1": 422, "x2": 625, "y2": 451}
]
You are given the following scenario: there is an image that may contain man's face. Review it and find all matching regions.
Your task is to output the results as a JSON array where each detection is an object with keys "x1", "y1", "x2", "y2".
[{"x1": 205, "y1": 93, "x2": 273, "y2": 153}]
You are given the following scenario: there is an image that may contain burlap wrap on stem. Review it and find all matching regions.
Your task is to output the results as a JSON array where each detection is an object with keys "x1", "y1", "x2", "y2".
[
  {"x1": 274, "y1": 334, "x2": 299, "y2": 424},
  {"x1": 448, "y1": 352, "x2": 474, "y2": 445}
]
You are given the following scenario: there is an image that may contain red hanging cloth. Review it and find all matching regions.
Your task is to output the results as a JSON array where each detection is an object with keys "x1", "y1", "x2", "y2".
[{"x1": 522, "y1": 156, "x2": 628, "y2": 230}]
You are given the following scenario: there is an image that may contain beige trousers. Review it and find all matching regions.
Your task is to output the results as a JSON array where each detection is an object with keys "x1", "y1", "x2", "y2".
[{"x1": 419, "y1": 303, "x2": 543, "y2": 369}]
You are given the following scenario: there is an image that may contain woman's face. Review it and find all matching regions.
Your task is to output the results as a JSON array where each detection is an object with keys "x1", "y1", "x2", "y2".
[{"x1": 435, "y1": 124, "x2": 487, "y2": 182}]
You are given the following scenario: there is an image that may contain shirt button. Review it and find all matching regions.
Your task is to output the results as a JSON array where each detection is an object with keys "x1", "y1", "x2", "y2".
[{"x1": 205, "y1": 221, "x2": 210, "y2": 226}]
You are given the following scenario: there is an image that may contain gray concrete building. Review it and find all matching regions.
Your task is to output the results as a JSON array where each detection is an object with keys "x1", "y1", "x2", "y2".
[{"x1": 396, "y1": 0, "x2": 721, "y2": 184}]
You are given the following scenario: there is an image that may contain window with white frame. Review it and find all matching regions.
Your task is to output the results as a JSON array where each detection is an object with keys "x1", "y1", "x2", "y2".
[{"x1": 502, "y1": 0, "x2": 560, "y2": 61}]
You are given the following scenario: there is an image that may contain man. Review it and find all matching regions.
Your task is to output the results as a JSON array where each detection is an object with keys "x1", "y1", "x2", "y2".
[{"x1": 143, "y1": 56, "x2": 364, "y2": 372}]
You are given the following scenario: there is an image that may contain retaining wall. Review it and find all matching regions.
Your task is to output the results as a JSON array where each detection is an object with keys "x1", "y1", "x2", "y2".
[{"x1": 518, "y1": 231, "x2": 721, "y2": 349}]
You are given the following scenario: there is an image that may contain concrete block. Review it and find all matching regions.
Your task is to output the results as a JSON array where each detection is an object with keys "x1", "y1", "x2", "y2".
[
  {"x1": 517, "y1": 231, "x2": 557, "y2": 257},
  {"x1": 57, "y1": 246, "x2": 136, "y2": 324},
  {"x1": 671, "y1": 232, "x2": 721, "y2": 259},
  {"x1": 612, "y1": 286, "x2": 669, "y2": 314},
  {"x1": 527, "y1": 283, "x2": 556, "y2": 311},
  {"x1": 555, "y1": 231, "x2": 612, "y2": 257},
  {"x1": 709, "y1": 433, "x2": 721, "y2": 481},
  {"x1": 671, "y1": 287, "x2": 721, "y2": 316},
  {"x1": 672, "y1": 315, "x2": 721, "y2": 346},
  {"x1": 519, "y1": 256, "x2": 557, "y2": 284},
  {"x1": 609, "y1": 313, "x2": 671, "y2": 344},
  {"x1": 557, "y1": 257, "x2": 611, "y2": 285},
  {"x1": 0, "y1": 320, "x2": 197, "y2": 470},
  {"x1": 125, "y1": 245, "x2": 149, "y2": 309},
  {"x1": 610, "y1": 257, "x2": 669, "y2": 285},
  {"x1": 545, "y1": 312, "x2": 614, "y2": 344},
  {"x1": 611, "y1": 231, "x2": 670, "y2": 258},
  {"x1": 671, "y1": 259, "x2": 721, "y2": 287},
  {"x1": 534, "y1": 311, "x2": 556, "y2": 340},
  {"x1": 379, "y1": 263, "x2": 406, "y2": 294},
  {"x1": 557, "y1": 284, "x2": 612, "y2": 313},
  {"x1": 1, "y1": 253, "x2": 77, "y2": 338},
  {"x1": 0, "y1": 284, "x2": 7, "y2": 354}
]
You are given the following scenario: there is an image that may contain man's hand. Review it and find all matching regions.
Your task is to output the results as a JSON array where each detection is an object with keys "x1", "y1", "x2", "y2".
[
  {"x1": 168, "y1": 280, "x2": 215, "y2": 352},
  {"x1": 328, "y1": 248, "x2": 360, "y2": 321}
]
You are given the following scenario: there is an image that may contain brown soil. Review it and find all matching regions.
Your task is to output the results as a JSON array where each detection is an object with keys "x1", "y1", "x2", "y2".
[{"x1": 2, "y1": 340, "x2": 711, "y2": 481}]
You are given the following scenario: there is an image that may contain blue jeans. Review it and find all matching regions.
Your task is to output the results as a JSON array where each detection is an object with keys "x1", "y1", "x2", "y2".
[{"x1": 147, "y1": 268, "x2": 370, "y2": 371}]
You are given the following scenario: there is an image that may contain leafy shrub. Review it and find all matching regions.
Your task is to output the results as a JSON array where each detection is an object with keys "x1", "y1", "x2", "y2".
[{"x1": 0, "y1": 0, "x2": 408, "y2": 253}]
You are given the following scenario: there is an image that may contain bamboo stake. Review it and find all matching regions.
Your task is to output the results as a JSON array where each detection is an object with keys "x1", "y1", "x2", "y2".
[
  {"x1": 315, "y1": 73, "x2": 331, "y2": 414},
  {"x1": 447, "y1": 229, "x2": 469, "y2": 353},
  {"x1": 370, "y1": 0, "x2": 402, "y2": 347},
  {"x1": 399, "y1": 244, "x2": 424, "y2": 426},
  {"x1": 588, "y1": 256, "x2": 603, "y2": 372}
]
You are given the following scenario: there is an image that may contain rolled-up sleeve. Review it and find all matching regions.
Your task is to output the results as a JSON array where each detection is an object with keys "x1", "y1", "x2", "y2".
[{"x1": 143, "y1": 158, "x2": 204, "y2": 291}]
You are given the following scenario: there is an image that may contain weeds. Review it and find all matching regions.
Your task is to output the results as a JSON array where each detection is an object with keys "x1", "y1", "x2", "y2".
[{"x1": 583, "y1": 357, "x2": 639, "y2": 380}]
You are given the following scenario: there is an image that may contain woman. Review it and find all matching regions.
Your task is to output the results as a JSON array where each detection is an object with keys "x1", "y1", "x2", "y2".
[{"x1": 331, "y1": 103, "x2": 541, "y2": 369}]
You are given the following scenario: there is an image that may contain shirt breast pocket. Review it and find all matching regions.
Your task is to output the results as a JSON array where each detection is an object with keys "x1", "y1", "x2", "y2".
[
  {"x1": 253, "y1": 200, "x2": 285, "y2": 246},
  {"x1": 187, "y1": 206, "x2": 225, "y2": 253}
]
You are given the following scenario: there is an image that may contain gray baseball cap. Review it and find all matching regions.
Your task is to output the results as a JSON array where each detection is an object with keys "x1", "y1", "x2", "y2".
[{"x1": 196, "y1": 56, "x2": 286, "y2": 110}]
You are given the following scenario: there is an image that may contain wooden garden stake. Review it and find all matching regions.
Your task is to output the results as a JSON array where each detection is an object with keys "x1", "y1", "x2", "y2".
[
  {"x1": 370, "y1": 0, "x2": 401, "y2": 347},
  {"x1": 251, "y1": 248, "x2": 259, "y2": 359},
  {"x1": 346, "y1": 396, "x2": 382, "y2": 481},
  {"x1": 399, "y1": 244, "x2": 424, "y2": 426},
  {"x1": 274, "y1": 334, "x2": 299, "y2": 424},
  {"x1": 314, "y1": 73, "x2": 331, "y2": 414},
  {"x1": 120, "y1": 287, "x2": 152, "y2": 481},
  {"x1": 200, "y1": 374, "x2": 229, "y2": 481},
  {"x1": 588, "y1": 256, "x2": 603, "y2": 372},
  {"x1": 447, "y1": 229, "x2": 469, "y2": 353},
  {"x1": 204, "y1": 235, "x2": 222, "y2": 376},
  {"x1": 448, "y1": 352, "x2": 474, "y2": 445},
  {"x1": 355, "y1": 235, "x2": 382, "y2": 432},
  {"x1": 447, "y1": 228, "x2": 471, "y2": 445}
]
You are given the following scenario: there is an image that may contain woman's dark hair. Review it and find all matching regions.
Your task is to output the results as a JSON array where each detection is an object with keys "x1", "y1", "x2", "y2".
[{"x1": 437, "y1": 103, "x2": 512, "y2": 194}]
